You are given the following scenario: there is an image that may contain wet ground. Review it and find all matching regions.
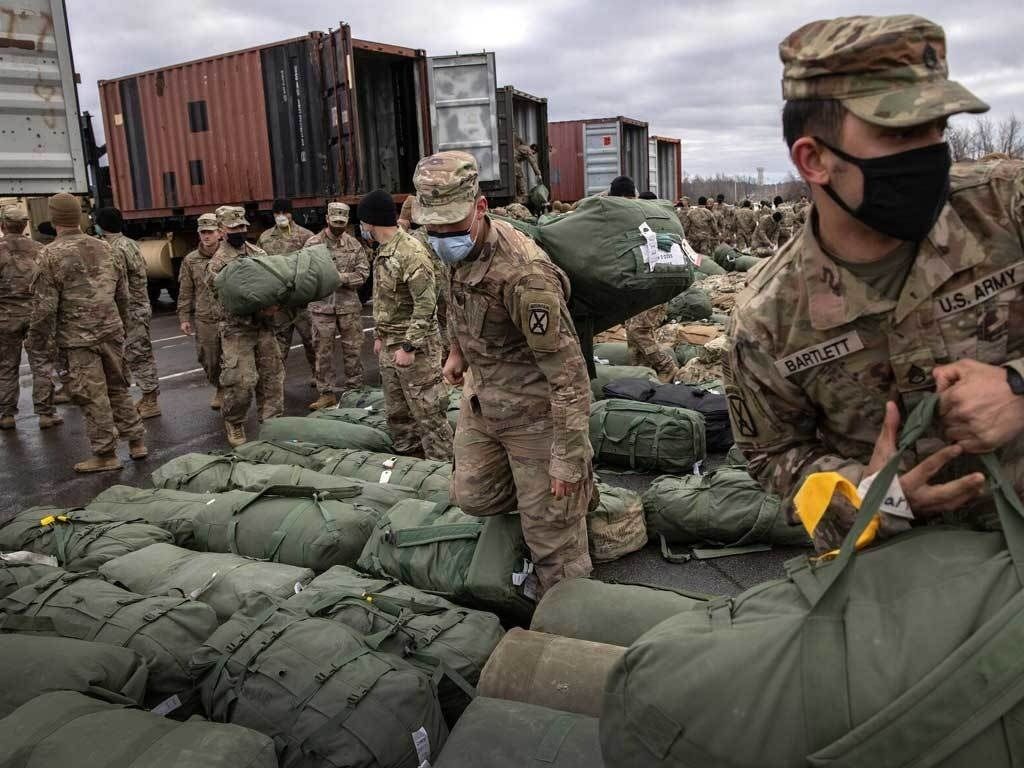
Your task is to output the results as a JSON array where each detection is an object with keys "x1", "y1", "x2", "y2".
[{"x1": 0, "y1": 295, "x2": 803, "y2": 596}]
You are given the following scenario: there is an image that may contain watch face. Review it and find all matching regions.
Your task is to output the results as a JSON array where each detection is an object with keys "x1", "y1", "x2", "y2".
[{"x1": 1008, "y1": 368, "x2": 1024, "y2": 396}]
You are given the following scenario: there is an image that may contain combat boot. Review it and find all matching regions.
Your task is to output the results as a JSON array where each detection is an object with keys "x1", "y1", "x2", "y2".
[
  {"x1": 53, "y1": 389, "x2": 71, "y2": 404},
  {"x1": 136, "y1": 391, "x2": 161, "y2": 419},
  {"x1": 73, "y1": 453, "x2": 122, "y2": 473},
  {"x1": 308, "y1": 392, "x2": 337, "y2": 411},
  {"x1": 38, "y1": 414, "x2": 64, "y2": 429},
  {"x1": 129, "y1": 439, "x2": 148, "y2": 461},
  {"x1": 0, "y1": 415, "x2": 14, "y2": 430},
  {"x1": 210, "y1": 389, "x2": 223, "y2": 410},
  {"x1": 225, "y1": 421, "x2": 247, "y2": 448}
]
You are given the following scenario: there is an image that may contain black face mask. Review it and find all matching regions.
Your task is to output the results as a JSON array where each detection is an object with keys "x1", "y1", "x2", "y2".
[
  {"x1": 816, "y1": 138, "x2": 951, "y2": 242},
  {"x1": 226, "y1": 232, "x2": 248, "y2": 248}
]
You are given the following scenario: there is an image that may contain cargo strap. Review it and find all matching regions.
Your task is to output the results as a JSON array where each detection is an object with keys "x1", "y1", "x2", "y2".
[
  {"x1": 391, "y1": 522, "x2": 482, "y2": 548},
  {"x1": 658, "y1": 534, "x2": 691, "y2": 564},
  {"x1": 535, "y1": 713, "x2": 579, "y2": 763},
  {"x1": 174, "y1": 454, "x2": 241, "y2": 486},
  {"x1": 597, "y1": 407, "x2": 670, "y2": 471},
  {"x1": 207, "y1": 601, "x2": 283, "y2": 696}
]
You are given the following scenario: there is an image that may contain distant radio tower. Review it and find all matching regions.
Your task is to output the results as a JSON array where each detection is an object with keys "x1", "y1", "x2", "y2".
[{"x1": 757, "y1": 167, "x2": 765, "y2": 187}]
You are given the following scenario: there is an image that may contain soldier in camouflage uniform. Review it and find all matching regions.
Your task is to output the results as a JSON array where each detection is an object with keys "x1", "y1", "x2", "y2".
[
  {"x1": 258, "y1": 199, "x2": 316, "y2": 377},
  {"x1": 750, "y1": 210, "x2": 783, "y2": 257},
  {"x1": 514, "y1": 136, "x2": 543, "y2": 204},
  {"x1": 306, "y1": 203, "x2": 370, "y2": 410},
  {"x1": 359, "y1": 189, "x2": 453, "y2": 460},
  {"x1": 625, "y1": 304, "x2": 676, "y2": 381},
  {"x1": 408, "y1": 223, "x2": 450, "y2": 363},
  {"x1": 685, "y1": 196, "x2": 720, "y2": 256},
  {"x1": 29, "y1": 194, "x2": 146, "y2": 471},
  {"x1": 725, "y1": 14, "x2": 1020, "y2": 552},
  {"x1": 96, "y1": 208, "x2": 160, "y2": 419},
  {"x1": 735, "y1": 200, "x2": 758, "y2": 249},
  {"x1": 0, "y1": 206, "x2": 60, "y2": 430},
  {"x1": 178, "y1": 213, "x2": 224, "y2": 409},
  {"x1": 414, "y1": 151, "x2": 594, "y2": 596},
  {"x1": 207, "y1": 206, "x2": 284, "y2": 447}
]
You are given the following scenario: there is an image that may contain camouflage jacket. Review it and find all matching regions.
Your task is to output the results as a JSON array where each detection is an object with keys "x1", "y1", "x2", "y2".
[
  {"x1": 686, "y1": 206, "x2": 719, "y2": 242},
  {"x1": 30, "y1": 233, "x2": 127, "y2": 348},
  {"x1": 306, "y1": 228, "x2": 370, "y2": 315},
  {"x1": 257, "y1": 223, "x2": 314, "y2": 256},
  {"x1": 177, "y1": 246, "x2": 222, "y2": 323},
  {"x1": 372, "y1": 228, "x2": 438, "y2": 349},
  {"x1": 515, "y1": 143, "x2": 542, "y2": 178},
  {"x1": 752, "y1": 215, "x2": 781, "y2": 250},
  {"x1": 0, "y1": 234, "x2": 42, "y2": 322},
  {"x1": 410, "y1": 228, "x2": 449, "y2": 336},
  {"x1": 725, "y1": 159, "x2": 1024, "y2": 551},
  {"x1": 735, "y1": 208, "x2": 758, "y2": 240},
  {"x1": 777, "y1": 205, "x2": 798, "y2": 244},
  {"x1": 104, "y1": 233, "x2": 150, "y2": 323},
  {"x1": 206, "y1": 240, "x2": 272, "y2": 332},
  {"x1": 448, "y1": 217, "x2": 592, "y2": 483}
]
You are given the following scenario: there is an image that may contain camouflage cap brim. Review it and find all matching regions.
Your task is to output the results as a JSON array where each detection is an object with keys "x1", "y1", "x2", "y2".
[
  {"x1": 842, "y1": 77, "x2": 989, "y2": 128},
  {"x1": 411, "y1": 196, "x2": 474, "y2": 226},
  {"x1": 327, "y1": 215, "x2": 349, "y2": 224}
]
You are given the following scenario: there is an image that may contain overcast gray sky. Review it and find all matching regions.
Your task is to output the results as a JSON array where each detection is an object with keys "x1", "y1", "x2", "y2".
[{"x1": 67, "y1": 0, "x2": 1023, "y2": 181}]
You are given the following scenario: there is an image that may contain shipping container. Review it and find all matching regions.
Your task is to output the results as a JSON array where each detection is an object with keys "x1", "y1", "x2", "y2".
[
  {"x1": 649, "y1": 136, "x2": 682, "y2": 201},
  {"x1": 548, "y1": 117, "x2": 649, "y2": 202},
  {"x1": 0, "y1": 0, "x2": 88, "y2": 194},
  {"x1": 480, "y1": 86, "x2": 548, "y2": 200}
]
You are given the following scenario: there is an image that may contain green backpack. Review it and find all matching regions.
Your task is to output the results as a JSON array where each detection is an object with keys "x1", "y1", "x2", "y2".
[
  {"x1": 259, "y1": 416, "x2": 393, "y2": 452},
  {"x1": 357, "y1": 500, "x2": 535, "y2": 623},
  {"x1": 602, "y1": 395, "x2": 1024, "y2": 767},
  {"x1": 191, "y1": 485, "x2": 383, "y2": 572},
  {"x1": 0, "y1": 691, "x2": 277, "y2": 768},
  {"x1": 590, "y1": 364, "x2": 658, "y2": 401},
  {"x1": 641, "y1": 468, "x2": 811, "y2": 560},
  {"x1": 87, "y1": 485, "x2": 211, "y2": 549},
  {"x1": 435, "y1": 697, "x2": 601, "y2": 768},
  {"x1": 99, "y1": 543, "x2": 315, "y2": 622},
  {"x1": 233, "y1": 439, "x2": 340, "y2": 468},
  {"x1": 213, "y1": 243, "x2": 341, "y2": 316},
  {"x1": 0, "y1": 507, "x2": 173, "y2": 572},
  {"x1": 317, "y1": 450, "x2": 453, "y2": 504},
  {"x1": 288, "y1": 565, "x2": 504, "y2": 724},
  {"x1": 588, "y1": 484, "x2": 647, "y2": 563},
  {"x1": 192, "y1": 594, "x2": 448, "y2": 768},
  {"x1": 589, "y1": 399, "x2": 706, "y2": 473},
  {"x1": 0, "y1": 570, "x2": 218, "y2": 704}
]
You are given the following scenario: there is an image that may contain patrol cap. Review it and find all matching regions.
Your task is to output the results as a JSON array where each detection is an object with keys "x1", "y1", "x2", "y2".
[
  {"x1": 216, "y1": 205, "x2": 248, "y2": 228},
  {"x1": 197, "y1": 213, "x2": 219, "y2": 232},
  {"x1": 411, "y1": 151, "x2": 479, "y2": 226},
  {"x1": 326, "y1": 202, "x2": 350, "y2": 225},
  {"x1": 1, "y1": 205, "x2": 28, "y2": 224},
  {"x1": 780, "y1": 14, "x2": 989, "y2": 128}
]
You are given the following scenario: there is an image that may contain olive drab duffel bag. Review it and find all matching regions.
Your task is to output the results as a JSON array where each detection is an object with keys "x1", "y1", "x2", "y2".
[
  {"x1": 213, "y1": 242, "x2": 341, "y2": 316},
  {"x1": 0, "y1": 560, "x2": 62, "y2": 599},
  {"x1": 589, "y1": 399, "x2": 706, "y2": 473},
  {"x1": 336, "y1": 386, "x2": 387, "y2": 410},
  {"x1": 310, "y1": 406, "x2": 390, "y2": 434},
  {"x1": 0, "y1": 507, "x2": 173, "y2": 572},
  {"x1": 233, "y1": 439, "x2": 341, "y2": 468},
  {"x1": 602, "y1": 395, "x2": 1024, "y2": 767},
  {"x1": 665, "y1": 284, "x2": 713, "y2": 323},
  {"x1": 86, "y1": 485, "x2": 212, "y2": 549},
  {"x1": 593, "y1": 341, "x2": 632, "y2": 366},
  {"x1": 588, "y1": 484, "x2": 647, "y2": 563},
  {"x1": 192, "y1": 594, "x2": 448, "y2": 768},
  {"x1": 259, "y1": 416, "x2": 393, "y2": 452},
  {"x1": 712, "y1": 244, "x2": 762, "y2": 272},
  {"x1": 0, "y1": 691, "x2": 278, "y2": 768},
  {"x1": 357, "y1": 500, "x2": 535, "y2": 623},
  {"x1": 590, "y1": 364, "x2": 659, "y2": 401},
  {"x1": 191, "y1": 485, "x2": 383, "y2": 572},
  {"x1": 0, "y1": 570, "x2": 218, "y2": 704},
  {"x1": 317, "y1": 450, "x2": 453, "y2": 503}
]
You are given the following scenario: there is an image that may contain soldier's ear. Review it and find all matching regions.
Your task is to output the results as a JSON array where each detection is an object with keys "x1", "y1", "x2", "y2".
[{"x1": 791, "y1": 136, "x2": 829, "y2": 188}]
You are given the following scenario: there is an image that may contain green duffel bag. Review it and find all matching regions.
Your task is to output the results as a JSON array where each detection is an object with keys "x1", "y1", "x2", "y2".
[
  {"x1": 357, "y1": 500, "x2": 534, "y2": 622},
  {"x1": 192, "y1": 485, "x2": 382, "y2": 572},
  {"x1": 673, "y1": 342, "x2": 703, "y2": 365},
  {"x1": 317, "y1": 450, "x2": 452, "y2": 503},
  {"x1": 87, "y1": 485, "x2": 209, "y2": 549},
  {"x1": 0, "y1": 634, "x2": 148, "y2": 717},
  {"x1": 310, "y1": 406, "x2": 390, "y2": 433},
  {"x1": 589, "y1": 399, "x2": 706, "y2": 473},
  {"x1": 642, "y1": 468, "x2": 810, "y2": 554},
  {"x1": 192, "y1": 594, "x2": 447, "y2": 768},
  {"x1": 0, "y1": 570, "x2": 218, "y2": 703},
  {"x1": 151, "y1": 453, "x2": 416, "y2": 515},
  {"x1": 100, "y1": 543, "x2": 315, "y2": 622},
  {"x1": 0, "y1": 507, "x2": 173, "y2": 572},
  {"x1": 446, "y1": 391, "x2": 461, "y2": 431},
  {"x1": 259, "y1": 416, "x2": 393, "y2": 452},
  {"x1": 724, "y1": 443, "x2": 748, "y2": 467},
  {"x1": 712, "y1": 244, "x2": 761, "y2": 272},
  {"x1": 337, "y1": 386, "x2": 387, "y2": 409},
  {"x1": 530, "y1": 578, "x2": 709, "y2": 647},
  {"x1": 666, "y1": 284, "x2": 713, "y2": 322},
  {"x1": 214, "y1": 243, "x2": 341, "y2": 316},
  {"x1": 602, "y1": 394, "x2": 1024, "y2": 767},
  {"x1": 0, "y1": 691, "x2": 277, "y2": 768},
  {"x1": 590, "y1": 364, "x2": 658, "y2": 401},
  {"x1": 435, "y1": 697, "x2": 600, "y2": 768},
  {"x1": 593, "y1": 341, "x2": 631, "y2": 366},
  {"x1": 0, "y1": 560, "x2": 61, "y2": 599},
  {"x1": 693, "y1": 254, "x2": 727, "y2": 276},
  {"x1": 588, "y1": 484, "x2": 647, "y2": 563},
  {"x1": 288, "y1": 565, "x2": 504, "y2": 724},
  {"x1": 233, "y1": 439, "x2": 340, "y2": 468}
]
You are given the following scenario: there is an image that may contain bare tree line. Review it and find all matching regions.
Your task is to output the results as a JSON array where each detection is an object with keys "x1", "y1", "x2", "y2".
[
  {"x1": 682, "y1": 173, "x2": 808, "y2": 204},
  {"x1": 947, "y1": 114, "x2": 1023, "y2": 161}
]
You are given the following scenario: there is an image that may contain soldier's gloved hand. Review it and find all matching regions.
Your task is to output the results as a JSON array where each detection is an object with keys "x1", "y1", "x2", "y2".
[
  {"x1": 443, "y1": 348, "x2": 467, "y2": 386},
  {"x1": 551, "y1": 478, "x2": 580, "y2": 499},
  {"x1": 935, "y1": 359, "x2": 1024, "y2": 453},
  {"x1": 180, "y1": 320, "x2": 193, "y2": 336}
]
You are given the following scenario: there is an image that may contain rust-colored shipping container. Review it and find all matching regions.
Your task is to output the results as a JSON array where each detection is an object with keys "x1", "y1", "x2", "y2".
[{"x1": 548, "y1": 116, "x2": 649, "y2": 203}]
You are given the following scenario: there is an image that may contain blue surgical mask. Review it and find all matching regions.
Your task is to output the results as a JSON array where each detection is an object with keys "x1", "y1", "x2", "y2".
[
  {"x1": 360, "y1": 225, "x2": 374, "y2": 242},
  {"x1": 428, "y1": 209, "x2": 478, "y2": 265}
]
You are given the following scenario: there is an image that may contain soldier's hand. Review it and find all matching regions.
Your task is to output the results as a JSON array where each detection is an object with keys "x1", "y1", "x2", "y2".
[
  {"x1": 394, "y1": 349, "x2": 415, "y2": 368},
  {"x1": 443, "y1": 349, "x2": 467, "y2": 386},
  {"x1": 934, "y1": 359, "x2": 1024, "y2": 453},
  {"x1": 373, "y1": 338, "x2": 382, "y2": 355},
  {"x1": 551, "y1": 477, "x2": 580, "y2": 499},
  {"x1": 180, "y1": 320, "x2": 193, "y2": 336}
]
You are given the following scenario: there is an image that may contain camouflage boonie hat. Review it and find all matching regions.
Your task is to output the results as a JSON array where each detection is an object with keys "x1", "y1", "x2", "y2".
[
  {"x1": 326, "y1": 202, "x2": 350, "y2": 224},
  {"x1": 1, "y1": 205, "x2": 28, "y2": 223},
  {"x1": 216, "y1": 205, "x2": 248, "y2": 228},
  {"x1": 197, "y1": 213, "x2": 219, "y2": 232},
  {"x1": 780, "y1": 15, "x2": 989, "y2": 128},
  {"x1": 412, "y1": 151, "x2": 479, "y2": 226}
]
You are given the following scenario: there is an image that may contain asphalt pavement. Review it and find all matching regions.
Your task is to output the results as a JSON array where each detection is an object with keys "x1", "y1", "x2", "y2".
[{"x1": 0, "y1": 295, "x2": 802, "y2": 597}]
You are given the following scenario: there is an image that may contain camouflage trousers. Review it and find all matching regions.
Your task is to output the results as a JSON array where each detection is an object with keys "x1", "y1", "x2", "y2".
[
  {"x1": 0, "y1": 317, "x2": 55, "y2": 417},
  {"x1": 625, "y1": 311, "x2": 677, "y2": 380},
  {"x1": 514, "y1": 165, "x2": 528, "y2": 204},
  {"x1": 273, "y1": 307, "x2": 316, "y2": 373},
  {"x1": 451, "y1": 395, "x2": 594, "y2": 595},
  {"x1": 193, "y1": 317, "x2": 222, "y2": 386},
  {"x1": 65, "y1": 337, "x2": 145, "y2": 455},
  {"x1": 124, "y1": 314, "x2": 159, "y2": 395},
  {"x1": 735, "y1": 232, "x2": 752, "y2": 250},
  {"x1": 378, "y1": 337, "x2": 453, "y2": 461},
  {"x1": 690, "y1": 238, "x2": 717, "y2": 257},
  {"x1": 219, "y1": 325, "x2": 284, "y2": 426},
  {"x1": 751, "y1": 245, "x2": 777, "y2": 258},
  {"x1": 311, "y1": 312, "x2": 364, "y2": 394}
]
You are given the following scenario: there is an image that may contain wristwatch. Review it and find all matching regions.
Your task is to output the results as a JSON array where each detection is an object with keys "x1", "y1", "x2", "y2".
[
  {"x1": 401, "y1": 341, "x2": 418, "y2": 354},
  {"x1": 1006, "y1": 366, "x2": 1024, "y2": 396}
]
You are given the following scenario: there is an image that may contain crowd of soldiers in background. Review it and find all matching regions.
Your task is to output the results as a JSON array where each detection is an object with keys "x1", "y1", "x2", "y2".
[{"x1": 676, "y1": 193, "x2": 810, "y2": 256}]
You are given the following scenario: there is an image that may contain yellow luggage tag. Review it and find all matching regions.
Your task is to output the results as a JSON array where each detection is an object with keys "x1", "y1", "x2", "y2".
[
  {"x1": 38, "y1": 514, "x2": 69, "y2": 527},
  {"x1": 794, "y1": 472, "x2": 879, "y2": 559}
]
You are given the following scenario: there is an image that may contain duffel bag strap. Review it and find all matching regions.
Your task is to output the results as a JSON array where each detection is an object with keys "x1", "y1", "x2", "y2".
[
  {"x1": 658, "y1": 533, "x2": 691, "y2": 564},
  {"x1": 178, "y1": 454, "x2": 236, "y2": 484}
]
